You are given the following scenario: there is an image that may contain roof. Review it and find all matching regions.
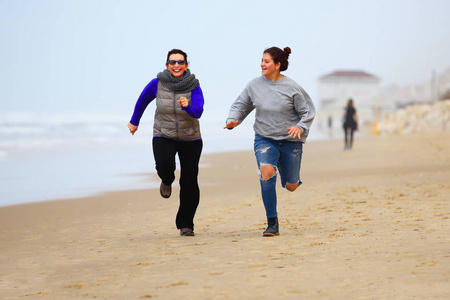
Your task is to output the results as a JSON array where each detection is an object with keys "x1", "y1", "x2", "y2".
[{"x1": 319, "y1": 70, "x2": 379, "y2": 80}]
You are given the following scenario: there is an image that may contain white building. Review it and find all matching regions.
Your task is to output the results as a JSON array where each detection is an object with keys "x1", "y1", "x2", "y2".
[{"x1": 317, "y1": 70, "x2": 394, "y2": 128}]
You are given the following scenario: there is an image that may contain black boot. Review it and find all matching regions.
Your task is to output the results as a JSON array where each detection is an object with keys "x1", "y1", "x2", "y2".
[{"x1": 263, "y1": 217, "x2": 279, "y2": 236}]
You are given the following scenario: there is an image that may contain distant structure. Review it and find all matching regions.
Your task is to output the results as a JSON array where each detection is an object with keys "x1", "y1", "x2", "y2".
[
  {"x1": 382, "y1": 67, "x2": 450, "y2": 107},
  {"x1": 317, "y1": 70, "x2": 394, "y2": 128}
]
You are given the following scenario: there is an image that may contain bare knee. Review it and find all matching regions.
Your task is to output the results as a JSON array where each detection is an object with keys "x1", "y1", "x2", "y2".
[
  {"x1": 260, "y1": 165, "x2": 276, "y2": 180},
  {"x1": 286, "y1": 182, "x2": 300, "y2": 192}
]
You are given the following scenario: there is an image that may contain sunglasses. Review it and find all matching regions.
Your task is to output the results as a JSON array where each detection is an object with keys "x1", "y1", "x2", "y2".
[{"x1": 167, "y1": 60, "x2": 186, "y2": 66}]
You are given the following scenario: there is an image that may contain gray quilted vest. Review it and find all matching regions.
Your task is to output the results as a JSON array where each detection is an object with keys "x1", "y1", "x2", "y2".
[{"x1": 153, "y1": 81, "x2": 201, "y2": 141}]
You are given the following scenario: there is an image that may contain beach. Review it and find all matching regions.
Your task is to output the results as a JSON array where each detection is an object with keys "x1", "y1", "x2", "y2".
[{"x1": 0, "y1": 131, "x2": 449, "y2": 299}]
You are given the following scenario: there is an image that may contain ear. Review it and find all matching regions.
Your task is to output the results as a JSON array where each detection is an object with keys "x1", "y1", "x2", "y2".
[{"x1": 276, "y1": 62, "x2": 281, "y2": 70}]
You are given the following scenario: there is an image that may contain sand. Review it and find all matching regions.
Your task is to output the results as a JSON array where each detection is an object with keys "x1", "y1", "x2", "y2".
[{"x1": 0, "y1": 132, "x2": 449, "y2": 299}]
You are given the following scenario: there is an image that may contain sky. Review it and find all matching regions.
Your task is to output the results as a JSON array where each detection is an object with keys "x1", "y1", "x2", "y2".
[{"x1": 1, "y1": 0, "x2": 450, "y2": 116}]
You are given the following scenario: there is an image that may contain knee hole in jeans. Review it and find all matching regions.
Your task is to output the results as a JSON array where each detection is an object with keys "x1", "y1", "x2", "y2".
[{"x1": 260, "y1": 164, "x2": 277, "y2": 181}]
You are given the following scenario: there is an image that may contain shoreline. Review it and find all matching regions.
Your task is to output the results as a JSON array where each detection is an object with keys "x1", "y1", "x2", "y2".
[
  {"x1": 0, "y1": 126, "x2": 336, "y2": 209},
  {"x1": 0, "y1": 130, "x2": 331, "y2": 209},
  {"x1": 1, "y1": 132, "x2": 449, "y2": 299}
]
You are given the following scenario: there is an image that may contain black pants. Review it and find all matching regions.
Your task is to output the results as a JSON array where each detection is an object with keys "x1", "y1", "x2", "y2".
[
  {"x1": 152, "y1": 137, "x2": 203, "y2": 230},
  {"x1": 344, "y1": 125, "x2": 355, "y2": 148}
]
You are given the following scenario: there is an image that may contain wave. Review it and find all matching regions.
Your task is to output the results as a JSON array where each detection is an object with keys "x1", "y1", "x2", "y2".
[
  {"x1": 0, "y1": 111, "x2": 143, "y2": 152},
  {"x1": 0, "y1": 110, "x2": 325, "y2": 155},
  {"x1": 0, "y1": 110, "x2": 326, "y2": 207}
]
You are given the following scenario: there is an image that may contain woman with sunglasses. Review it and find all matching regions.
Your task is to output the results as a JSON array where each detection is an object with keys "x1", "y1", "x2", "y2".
[
  {"x1": 128, "y1": 49, "x2": 204, "y2": 236},
  {"x1": 224, "y1": 46, "x2": 315, "y2": 237}
]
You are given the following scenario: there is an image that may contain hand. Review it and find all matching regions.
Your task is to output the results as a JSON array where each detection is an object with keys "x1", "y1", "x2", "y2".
[
  {"x1": 128, "y1": 122, "x2": 138, "y2": 135},
  {"x1": 224, "y1": 120, "x2": 239, "y2": 130},
  {"x1": 178, "y1": 97, "x2": 188, "y2": 108},
  {"x1": 288, "y1": 126, "x2": 302, "y2": 139}
]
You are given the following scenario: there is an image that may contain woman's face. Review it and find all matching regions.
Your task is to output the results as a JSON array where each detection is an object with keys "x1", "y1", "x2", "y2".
[
  {"x1": 261, "y1": 53, "x2": 280, "y2": 78},
  {"x1": 166, "y1": 53, "x2": 188, "y2": 78}
]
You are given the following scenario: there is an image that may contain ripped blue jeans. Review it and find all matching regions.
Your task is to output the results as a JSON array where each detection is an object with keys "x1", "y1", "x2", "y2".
[{"x1": 254, "y1": 134, "x2": 303, "y2": 218}]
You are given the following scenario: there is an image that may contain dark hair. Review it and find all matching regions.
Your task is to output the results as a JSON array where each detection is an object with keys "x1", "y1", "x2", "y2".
[
  {"x1": 166, "y1": 49, "x2": 188, "y2": 64},
  {"x1": 347, "y1": 98, "x2": 354, "y2": 108},
  {"x1": 263, "y1": 47, "x2": 291, "y2": 71}
]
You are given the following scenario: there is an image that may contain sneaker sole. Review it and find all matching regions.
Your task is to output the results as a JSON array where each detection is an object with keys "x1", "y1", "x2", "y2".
[
  {"x1": 160, "y1": 192, "x2": 170, "y2": 199},
  {"x1": 180, "y1": 228, "x2": 195, "y2": 236},
  {"x1": 263, "y1": 232, "x2": 279, "y2": 237},
  {"x1": 180, "y1": 232, "x2": 195, "y2": 236}
]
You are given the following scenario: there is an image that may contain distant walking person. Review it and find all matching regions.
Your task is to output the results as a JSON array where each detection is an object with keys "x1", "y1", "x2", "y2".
[
  {"x1": 343, "y1": 98, "x2": 358, "y2": 150},
  {"x1": 128, "y1": 49, "x2": 204, "y2": 236},
  {"x1": 224, "y1": 46, "x2": 315, "y2": 237},
  {"x1": 327, "y1": 115, "x2": 333, "y2": 137}
]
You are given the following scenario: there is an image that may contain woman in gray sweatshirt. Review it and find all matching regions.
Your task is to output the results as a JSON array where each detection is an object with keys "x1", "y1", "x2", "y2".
[{"x1": 224, "y1": 46, "x2": 315, "y2": 236}]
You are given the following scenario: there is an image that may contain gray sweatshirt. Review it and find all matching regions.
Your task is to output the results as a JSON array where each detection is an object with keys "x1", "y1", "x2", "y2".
[{"x1": 226, "y1": 76, "x2": 316, "y2": 142}]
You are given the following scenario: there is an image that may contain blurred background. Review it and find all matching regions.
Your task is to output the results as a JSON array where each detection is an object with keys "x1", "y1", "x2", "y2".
[{"x1": 1, "y1": 0, "x2": 449, "y2": 206}]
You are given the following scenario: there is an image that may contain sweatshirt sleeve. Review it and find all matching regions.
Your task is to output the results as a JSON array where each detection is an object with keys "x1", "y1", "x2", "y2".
[
  {"x1": 182, "y1": 85, "x2": 204, "y2": 119},
  {"x1": 226, "y1": 85, "x2": 255, "y2": 125},
  {"x1": 294, "y1": 87, "x2": 316, "y2": 136},
  {"x1": 129, "y1": 79, "x2": 158, "y2": 126}
]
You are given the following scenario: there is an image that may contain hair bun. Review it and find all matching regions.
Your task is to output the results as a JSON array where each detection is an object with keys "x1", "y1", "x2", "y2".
[{"x1": 283, "y1": 47, "x2": 291, "y2": 58}]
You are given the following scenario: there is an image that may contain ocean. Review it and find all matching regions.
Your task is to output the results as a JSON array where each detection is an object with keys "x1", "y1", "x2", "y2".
[{"x1": 0, "y1": 110, "x2": 326, "y2": 207}]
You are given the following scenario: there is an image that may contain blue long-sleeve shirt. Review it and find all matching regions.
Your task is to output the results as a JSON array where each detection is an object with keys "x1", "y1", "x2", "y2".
[{"x1": 130, "y1": 78, "x2": 204, "y2": 126}]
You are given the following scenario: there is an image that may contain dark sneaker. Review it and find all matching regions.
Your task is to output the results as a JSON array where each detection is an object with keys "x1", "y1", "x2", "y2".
[
  {"x1": 263, "y1": 217, "x2": 279, "y2": 237},
  {"x1": 160, "y1": 182, "x2": 171, "y2": 198},
  {"x1": 180, "y1": 228, "x2": 195, "y2": 236}
]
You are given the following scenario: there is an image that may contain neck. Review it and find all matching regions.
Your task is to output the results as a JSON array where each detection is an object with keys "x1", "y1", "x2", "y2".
[{"x1": 265, "y1": 73, "x2": 283, "y2": 81}]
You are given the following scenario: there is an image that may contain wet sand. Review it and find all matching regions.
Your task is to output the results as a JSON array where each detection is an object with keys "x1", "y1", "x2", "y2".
[{"x1": 0, "y1": 132, "x2": 449, "y2": 299}]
